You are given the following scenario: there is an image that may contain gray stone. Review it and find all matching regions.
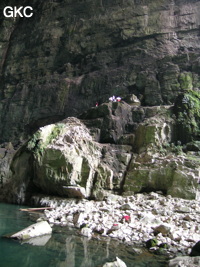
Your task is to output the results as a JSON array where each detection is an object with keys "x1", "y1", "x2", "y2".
[
  {"x1": 8, "y1": 117, "x2": 132, "y2": 202},
  {"x1": 80, "y1": 227, "x2": 92, "y2": 238},
  {"x1": 153, "y1": 224, "x2": 171, "y2": 236},
  {"x1": 120, "y1": 204, "x2": 132, "y2": 210},
  {"x1": 169, "y1": 256, "x2": 200, "y2": 267}
]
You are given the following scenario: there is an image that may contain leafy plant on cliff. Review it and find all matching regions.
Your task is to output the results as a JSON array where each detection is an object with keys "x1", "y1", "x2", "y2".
[
  {"x1": 45, "y1": 123, "x2": 65, "y2": 145},
  {"x1": 160, "y1": 142, "x2": 184, "y2": 156},
  {"x1": 179, "y1": 72, "x2": 193, "y2": 91},
  {"x1": 174, "y1": 89, "x2": 200, "y2": 143},
  {"x1": 27, "y1": 132, "x2": 41, "y2": 151},
  {"x1": 27, "y1": 123, "x2": 65, "y2": 156},
  {"x1": 27, "y1": 131, "x2": 44, "y2": 156}
]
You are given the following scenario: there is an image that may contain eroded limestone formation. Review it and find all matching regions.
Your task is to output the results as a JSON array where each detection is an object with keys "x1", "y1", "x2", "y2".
[{"x1": 2, "y1": 101, "x2": 199, "y2": 203}]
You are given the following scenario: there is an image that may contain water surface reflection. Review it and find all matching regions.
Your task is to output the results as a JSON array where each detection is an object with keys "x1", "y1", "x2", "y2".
[{"x1": 0, "y1": 203, "x2": 168, "y2": 267}]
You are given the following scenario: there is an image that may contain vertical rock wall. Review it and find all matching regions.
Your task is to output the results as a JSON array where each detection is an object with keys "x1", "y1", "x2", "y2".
[{"x1": 0, "y1": 0, "x2": 200, "y2": 142}]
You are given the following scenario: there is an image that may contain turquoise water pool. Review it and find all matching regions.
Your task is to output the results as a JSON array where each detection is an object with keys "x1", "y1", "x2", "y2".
[{"x1": 0, "y1": 203, "x2": 168, "y2": 267}]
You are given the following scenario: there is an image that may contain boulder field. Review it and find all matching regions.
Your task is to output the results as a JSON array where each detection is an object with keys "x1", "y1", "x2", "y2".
[{"x1": 30, "y1": 191, "x2": 200, "y2": 260}]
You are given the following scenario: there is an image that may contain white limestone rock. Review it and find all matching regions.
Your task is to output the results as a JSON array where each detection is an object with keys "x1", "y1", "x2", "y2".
[
  {"x1": 10, "y1": 221, "x2": 52, "y2": 240},
  {"x1": 80, "y1": 227, "x2": 93, "y2": 238},
  {"x1": 103, "y1": 257, "x2": 127, "y2": 267},
  {"x1": 22, "y1": 234, "x2": 51, "y2": 246}
]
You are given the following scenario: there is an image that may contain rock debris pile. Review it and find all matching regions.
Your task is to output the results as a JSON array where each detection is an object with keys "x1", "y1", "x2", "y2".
[{"x1": 37, "y1": 192, "x2": 200, "y2": 256}]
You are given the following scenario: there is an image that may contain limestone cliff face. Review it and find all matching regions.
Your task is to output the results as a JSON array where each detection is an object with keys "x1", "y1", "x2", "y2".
[
  {"x1": 3, "y1": 102, "x2": 199, "y2": 204},
  {"x1": 0, "y1": 0, "x2": 200, "y2": 143}
]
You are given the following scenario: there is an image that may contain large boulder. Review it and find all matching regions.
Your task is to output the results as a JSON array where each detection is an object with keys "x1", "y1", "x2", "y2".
[
  {"x1": 8, "y1": 117, "x2": 132, "y2": 202},
  {"x1": 134, "y1": 105, "x2": 175, "y2": 153}
]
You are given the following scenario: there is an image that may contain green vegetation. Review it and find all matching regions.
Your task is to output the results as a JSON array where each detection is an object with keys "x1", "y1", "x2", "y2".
[
  {"x1": 175, "y1": 89, "x2": 200, "y2": 143},
  {"x1": 27, "y1": 131, "x2": 41, "y2": 151},
  {"x1": 186, "y1": 154, "x2": 200, "y2": 163},
  {"x1": 27, "y1": 123, "x2": 65, "y2": 156},
  {"x1": 160, "y1": 142, "x2": 184, "y2": 156},
  {"x1": 146, "y1": 238, "x2": 158, "y2": 249},
  {"x1": 183, "y1": 90, "x2": 200, "y2": 116},
  {"x1": 179, "y1": 72, "x2": 193, "y2": 91},
  {"x1": 46, "y1": 123, "x2": 65, "y2": 145}
]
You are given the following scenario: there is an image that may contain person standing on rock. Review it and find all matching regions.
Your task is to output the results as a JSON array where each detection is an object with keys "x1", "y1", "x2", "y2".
[{"x1": 109, "y1": 96, "x2": 116, "y2": 102}]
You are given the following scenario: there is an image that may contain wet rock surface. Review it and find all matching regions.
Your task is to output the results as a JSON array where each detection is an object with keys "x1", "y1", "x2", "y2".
[{"x1": 0, "y1": 143, "x2": 16, "y2": 193}]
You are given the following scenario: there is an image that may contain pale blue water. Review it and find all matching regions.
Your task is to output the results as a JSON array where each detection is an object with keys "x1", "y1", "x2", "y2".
[{"x1": 0, "y1": 203, "x2": 168, "y2": 267}]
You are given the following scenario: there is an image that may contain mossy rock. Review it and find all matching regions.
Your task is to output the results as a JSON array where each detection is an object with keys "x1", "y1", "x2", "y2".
[
  {"x1": 174, "y1": 89, "x2": 200, "y2": 143},
  {"x1": 27, "y1": 123, "x2": 65, "y2": 156},
  {"x1": 159, "y1": 243, "x2": 170, "y2": 249},
  {"x1": 179, "y1": 72, "x2": 193, "y2": 91},
  {"x1": 135, "y1": 124, "x2": 157, "y2": 152},
  {"x1": 146, "y1": 238, "x2": 158, "y2": 249},
  {"x1": 185, "y1": 141, "x2": 200, "y2": 151}
]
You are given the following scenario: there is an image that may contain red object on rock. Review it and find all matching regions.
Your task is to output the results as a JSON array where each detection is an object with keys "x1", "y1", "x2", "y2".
[{"x1": 123, "y1": 215, "x2": 131, "y2": 222}]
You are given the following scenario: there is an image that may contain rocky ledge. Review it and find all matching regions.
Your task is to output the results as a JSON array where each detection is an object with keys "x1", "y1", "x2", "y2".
[
  {"x1": 2, "y1": 100, "x2": 200, "y2": 203},
  {"x1": 31, "y1": 191, "x2": 200, "y2": 259}
]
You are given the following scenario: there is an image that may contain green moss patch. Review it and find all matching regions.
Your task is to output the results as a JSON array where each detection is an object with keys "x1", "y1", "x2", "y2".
[
  {"x1": 174, "y1": 89, "x2": 200, "y2": 143},
  {"x1": 27, "y1": 123, "x2": 65, "y2": 156}
]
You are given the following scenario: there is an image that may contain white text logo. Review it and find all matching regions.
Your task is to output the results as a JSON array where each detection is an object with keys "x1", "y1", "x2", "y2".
[{"x1": 3, "y1": 6, "x2": 33, "y2": 18}]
